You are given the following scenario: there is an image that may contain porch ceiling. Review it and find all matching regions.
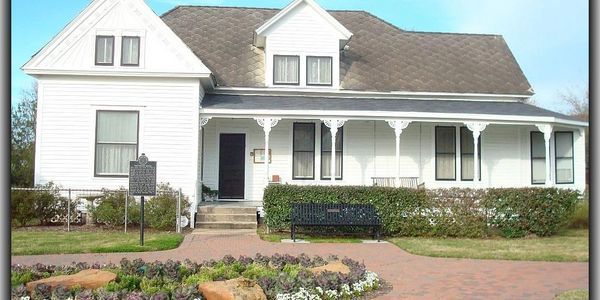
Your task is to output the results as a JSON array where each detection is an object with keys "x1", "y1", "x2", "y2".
[{"x1": 200, "y1": 94, "x2": 587, "y2": 127}]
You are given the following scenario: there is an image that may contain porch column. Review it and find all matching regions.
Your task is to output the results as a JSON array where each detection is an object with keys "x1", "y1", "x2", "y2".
[
  {"x1": 322, "y1": 119, "x2": 347, "y2": 183},
  {"x1": 465, "y1": 122, "x2": 488, "y2": 185},
  {"x1": 255, "y1": 117, "x2": 281, "y2": 186},
  {"x1": 192, "y1": 117, "x2": 211, "y2": 228},
  {"x1": 386, "y1": 120, "x2": 411, "y2": 187},
  {"x1": 536, "y1": 124, "x2": 554, "y2": 186}
]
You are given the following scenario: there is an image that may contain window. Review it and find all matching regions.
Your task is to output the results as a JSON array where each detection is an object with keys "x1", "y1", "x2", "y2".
[
  {"x1": 435, "y1": 126, "x2": 456, "y2": 180},
  {"x1": 307, "y1": 56, "x2": 332, "y2": 85},
  {"x1": 321, "y1": 123, "x2": 343, "y2": 179},
  {"x1": 95, "y1": 111, "x2": 139, "y2": 176},
  {"x1": 530, "y1": 131, "x2": 546, "y2": 184},
  {"x1": 555, "y1": 131, "x2": 574, "y2": 184},
  {"x1": 460, "y1": 127, "x2": 481, "y2": 181},
  {"x1": 95, "y1": 36, "x2": 114, "y2": 65},
  {"x1": 121, "y1": 36, "x2": 140, "y2": 66},
  {"x1": 273, "y1": 55, "x2": 300, "y2": 85},
  {"x1": 293, "y1": 123, "x2": 315, "y2": 179}
]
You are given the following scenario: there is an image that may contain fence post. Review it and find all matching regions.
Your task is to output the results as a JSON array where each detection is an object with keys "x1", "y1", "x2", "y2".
[
  {"x1": 67, "y1": 189, "x2": 71, "y2": 232},
  {"x1": 177, "y1": 188, "x2": 182, "y2": 233},
  {"x1": 125, "y1": 190, "x2": 129, "y2": 234}
]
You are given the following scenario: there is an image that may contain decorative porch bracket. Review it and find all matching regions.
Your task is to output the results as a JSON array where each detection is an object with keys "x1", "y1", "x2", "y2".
[
  {"x1": 386, "y1": 120, "x2": 411, "y2": 187},
  {"x1": 322, "y1": 119, "x2": 347, "y2": 183},
  {"x1": 536, "y1": 123, "x2": 554, "y2": 186},
  {"x1": 255, "y1": 117, "x2": 281, "y2": 185},
  {"x1": 200, "y1": 117, "x2": 212, "y2": 127},
  {"x1": 464, "y1": 122, "x2": 488, "y2": 185}
]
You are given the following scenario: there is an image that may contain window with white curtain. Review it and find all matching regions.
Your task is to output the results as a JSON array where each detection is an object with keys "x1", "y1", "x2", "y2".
[
  {"x1": 530, "y1": 131, "x2": 546, "y2": 184},
  {"x1": 293, "y1": 123, "x2": 315, "y2": 179},
  {"x1": 273, "y1": 55, "x2": 300, "y2": 85},
  {"x1": 555, "y1": 131, "x2": 574, "y2": 184},
  {"x1": 95, "y1": 111, "x2": 139, "y2": 176},
  {"x1": 95, "y1": 36, "x2": 114, "y2": 65},
  {"x1": 460, "y1": 127, "x2": 481, "y2": 181},
  {"x1": 307, "y1": 56, "x2": 332, "y2": 85},
  {"x1": 121, "y1": 36, "x2": 140, "y2": 66},
  {"x1": 321, "y1": 123, "x2": 343, "y2": 179},
  {"x1": 435, "y1": 126, "x2": 456, "y2": 180}
]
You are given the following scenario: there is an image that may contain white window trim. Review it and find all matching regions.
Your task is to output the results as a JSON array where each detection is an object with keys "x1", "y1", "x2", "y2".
[
  {"x1": 93, "y1": 29, "x2": 146, "y2": 69},
  {"x1": 306, "y1": 56, "x2": 333, "y2": 86},
  {"x1": 89, "y1": 105, "x2": 145, "y2": 181}
]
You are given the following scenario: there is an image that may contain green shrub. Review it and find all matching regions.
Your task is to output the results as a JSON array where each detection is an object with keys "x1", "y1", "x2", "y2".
[
  {"x1": 88, "y1": 189, "x2": 139, "y2": 226},
  {"x1": 264, "y1": 185, "x2": 580, "y2": 238},
  {"x1": 569, "y1": 199, "x2": 589, "y2": 229},
  {"x1": 145, "y1": 183, "x2": 190, "y2": 230},
  {"x1": 12, "y1": 182, "x2": 79, "y2": 226},
  {"x1": 11, "y1": 190, "x2": 36, "y2": 227},
  {"x1": 484, "y1": 188, "x2": 579, "y2": 237},
  {"x1": 263, "y1": 185, "x2": 429, "y2": 236},
  {"x1": 426, "y1": 188, "x2": 488, "y2": 238}
]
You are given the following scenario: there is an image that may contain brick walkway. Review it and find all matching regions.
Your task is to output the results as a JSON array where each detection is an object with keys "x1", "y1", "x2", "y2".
[{"x1": 12, "y1": 232, "x2": 588, "y2": 299}]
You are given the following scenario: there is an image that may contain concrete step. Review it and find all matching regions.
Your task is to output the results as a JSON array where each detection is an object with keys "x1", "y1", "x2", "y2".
[
  {"x1": 198, "y1": 206, "x2": 257, "y2": 215},
  {"x1": 197, "y1": 213, "x2": 257, "y2": 222},
  {"x1": 195, "y1": 221, "x2": 257, "y2": 229}
]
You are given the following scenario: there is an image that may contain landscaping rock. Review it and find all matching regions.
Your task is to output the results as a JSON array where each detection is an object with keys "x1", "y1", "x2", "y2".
[
  {"x1": 198, "y1": 278, "x2": 266, "y2": 300},
  {"x1": 309, "y1": 261, "x2": 350, "y2": 275},
  {"x1": 26, "y1": 269, "x2": 116, "y2": 292}
]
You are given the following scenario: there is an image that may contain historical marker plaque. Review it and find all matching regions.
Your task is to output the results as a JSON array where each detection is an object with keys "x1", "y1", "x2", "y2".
[{"x1": 129, "y1": 154, "x2": 157, "y2": 196}]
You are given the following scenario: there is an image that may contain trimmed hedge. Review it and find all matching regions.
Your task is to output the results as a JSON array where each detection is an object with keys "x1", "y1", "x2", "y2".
[{"x1": 263, "y1": 185, "x2": 579, "y2": 238}]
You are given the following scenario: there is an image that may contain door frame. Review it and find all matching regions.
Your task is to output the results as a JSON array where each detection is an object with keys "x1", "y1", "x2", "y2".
[{"x1": 216, "y1": 130, "x2": 248, "y2": 201}]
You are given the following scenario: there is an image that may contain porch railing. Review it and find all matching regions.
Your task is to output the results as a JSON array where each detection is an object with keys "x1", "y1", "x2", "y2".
[{"x1": 371, "y1": 177, "x2": 422, "y2": 189}]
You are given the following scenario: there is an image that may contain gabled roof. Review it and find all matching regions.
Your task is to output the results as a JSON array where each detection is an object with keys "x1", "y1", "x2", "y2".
[
  {"x1": 254, "y1": 0, "x2": 352, "y2": 47},
  {"x1": 162, "y1": 6, "x2": 534, "y2": 95},
  {"x1": 23, "y1": 0, "x2": 212, "y2": 78}
]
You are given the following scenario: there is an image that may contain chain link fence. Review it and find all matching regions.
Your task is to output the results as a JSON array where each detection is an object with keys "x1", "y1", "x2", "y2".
[{"x1": 11, "y1": 186, "x2": 186, "y2": 233}]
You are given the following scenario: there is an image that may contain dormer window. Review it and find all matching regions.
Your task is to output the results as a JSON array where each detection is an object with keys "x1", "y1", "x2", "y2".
[
  {"x1": 307, "y1": 56, "x2": 332, "y2": 86},
  {"x1": 95, "y1": 35, "x2": 114, "y2": 66},
  {"x1": 273, "y1": 55, "x2": 300, "y2": 85},
  {"x1": 121, "y1": 36, "x2": 140, "y2": 66}
]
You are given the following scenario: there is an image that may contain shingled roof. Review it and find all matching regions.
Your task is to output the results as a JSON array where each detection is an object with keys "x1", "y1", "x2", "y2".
[{"x1": 162, "y1": 6, "x2": 534, "y2": 95}]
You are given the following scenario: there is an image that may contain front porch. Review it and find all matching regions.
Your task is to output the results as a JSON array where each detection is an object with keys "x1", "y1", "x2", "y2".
[{"x1": 197, "y1": 114, "x2": 585, "y2": 204}]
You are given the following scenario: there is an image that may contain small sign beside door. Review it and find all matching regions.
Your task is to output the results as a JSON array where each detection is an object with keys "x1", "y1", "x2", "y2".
[{"x1": 252, "y1": 149, "x2": 272, "y2": 163}]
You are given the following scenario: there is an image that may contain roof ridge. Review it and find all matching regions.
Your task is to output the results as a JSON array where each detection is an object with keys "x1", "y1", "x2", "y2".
[
  {"x1": 163, "y1": 6, "x2": 502, "y2": 37},
  {"x1": 402, "y1": 29, "x2": 503, "y2": 37}
]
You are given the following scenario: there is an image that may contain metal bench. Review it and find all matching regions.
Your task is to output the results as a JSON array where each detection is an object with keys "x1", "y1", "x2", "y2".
[
  {"x1": 291, "y1": 203, "x2": 381, "y2": 242},
  {"x1": 371, "y1": 176, "x2": 423, "y2": 188}
]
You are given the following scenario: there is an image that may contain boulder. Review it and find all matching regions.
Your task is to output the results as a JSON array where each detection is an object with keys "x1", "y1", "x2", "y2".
[
  {"x1": 26, "y1": 269, "x2": 116, "y2": 292},
  {"x1": 198, "y1": 278, "x2": 266, "y2": 300},
  {"x1": 309, "y1": 261, "x2": 350, "y2": 275}
]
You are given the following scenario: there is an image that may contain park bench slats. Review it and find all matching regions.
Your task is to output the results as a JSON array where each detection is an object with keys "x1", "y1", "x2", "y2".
[{"x1": 291, "y1": 203, "x2": 381, "y2": 242}]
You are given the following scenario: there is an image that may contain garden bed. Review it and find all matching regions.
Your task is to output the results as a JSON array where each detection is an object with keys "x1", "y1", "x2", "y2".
[{"x1": 12, "y1": 254, "x2": 384, "y2": 300}]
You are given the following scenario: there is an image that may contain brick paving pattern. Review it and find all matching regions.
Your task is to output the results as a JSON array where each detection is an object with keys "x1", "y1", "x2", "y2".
[{"x1": 12, "y1": 233, "x2": 588, "y2": 299}]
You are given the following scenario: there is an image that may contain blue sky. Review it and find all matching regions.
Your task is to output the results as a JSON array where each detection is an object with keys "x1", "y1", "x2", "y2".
[{"x1": 11, "y1": 0, "x2": 588, "y2": 112}]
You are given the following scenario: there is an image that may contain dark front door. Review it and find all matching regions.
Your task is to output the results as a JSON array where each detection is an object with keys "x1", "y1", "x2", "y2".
[{"x1": 219, "y1": 134, "x2": 245, "y2": 199}]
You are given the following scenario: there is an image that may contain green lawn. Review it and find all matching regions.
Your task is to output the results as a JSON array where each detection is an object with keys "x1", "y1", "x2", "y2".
[
  {"x1": 554, "y1": 289, "x2": 589, "y2": 300},
  {"x1": 11, "y1": 230, "x2": 184, "y2": 255},
  {"x1": 388, "y1": 229, "x2": 588, "y2": 262},
  {"x1": 257, "y1": 225, "x2": 363, "y2": 243}
]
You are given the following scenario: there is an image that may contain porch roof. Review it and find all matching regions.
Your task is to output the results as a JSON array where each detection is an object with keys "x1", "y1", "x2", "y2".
[{"x1": 200, "y1": 94, "x2": 587, "y2": 127}]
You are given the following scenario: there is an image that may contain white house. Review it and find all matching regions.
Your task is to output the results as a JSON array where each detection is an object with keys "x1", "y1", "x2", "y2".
[{"x1": 23, "y1": 0, "x2": 587, "y2": 226}]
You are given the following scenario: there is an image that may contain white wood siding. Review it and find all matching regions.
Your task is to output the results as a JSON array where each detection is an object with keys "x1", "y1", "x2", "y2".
[
  {"x1": 263, "y1": 2, "x2": 340, "y2": 88},
  {"x1": 201, "y1": 119, "x2": 586, "y2": 202},
  {"x1": 26, "y1": 0, "x2": 210, "y2": 76},
  {"x1": 35, "y1": 76, "x2": 202, "y2": 201}
]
